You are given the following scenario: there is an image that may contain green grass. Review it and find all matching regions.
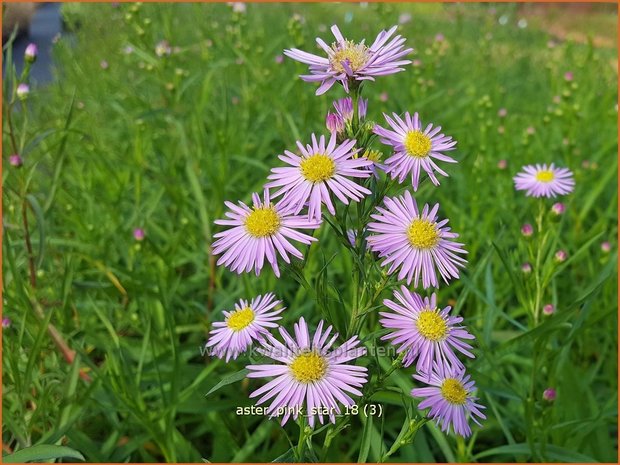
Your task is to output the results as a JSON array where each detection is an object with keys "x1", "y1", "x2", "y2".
[{"x1": 2, "y1": 2, "x2": 618, "y2": 463}]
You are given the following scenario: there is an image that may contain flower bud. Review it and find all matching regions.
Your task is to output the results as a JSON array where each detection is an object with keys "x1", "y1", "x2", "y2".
[
  {"x1": 521, "y1": 223, "x2": 533, "y2": 237},
  {"x1": 543, "y1": 304, "x2": 555, "y2": 316},
  {"x1": 2, "y1": 317, "x2": 11, "y2": 329},
  {"x1": 554, "y1": 250, "x2": 567, "y2": 262},
  {"x1": 325, "y1": 112, "x2": 344, "y2": 134},
  {"x1": 497, "y1": 159, "x2": 507, "y2": 170},
  {"x1": 551, "y1": 202, "x2": 565, "y2": 216},
  {"x1": 9, "y1": 154, "x2": 23, "y2": 167},
  {"x1": 16, "y1": 83, "x2": 30, "y2": 100},
  {"x1": 543, "y1": 388, "x2": 556, "y2": 401},
  {"x1": 521, "y1": 262, "x2": 532, "y2": 274},
  {"x1": 133, "y1": 228, "x2": 145, "y2": 241},
  {"x1": 601, "y1": 241, "x2": 611, "y2": 253},
  {"x1": 25, "y1": 43, "x2": 38, "y2": 63}
]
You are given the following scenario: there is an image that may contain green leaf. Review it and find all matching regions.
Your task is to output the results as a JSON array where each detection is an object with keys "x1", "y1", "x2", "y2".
[
  {"x1": 474, "y1": 443, "x2": 598, "y2": 462},
  {"x1": 205, "y1": 368, "x2": 248, "y2": 397},
  {"x1": 26, "y1": 194, "x2": 46, "y2": 269},
  {"x1": 3, "y1": 444, "x2": 85, "y2": 463},
  {"x1": 357, "y1": 410, "x2": 373, "y2": 463}
]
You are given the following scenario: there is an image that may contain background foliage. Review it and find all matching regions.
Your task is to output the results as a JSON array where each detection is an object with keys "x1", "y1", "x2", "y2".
[{"x1": 2, "y1": 2, "x2": 618, "y2": 462}]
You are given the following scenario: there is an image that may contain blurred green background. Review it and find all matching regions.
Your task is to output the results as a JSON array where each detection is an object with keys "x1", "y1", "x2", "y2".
[{"x1": 2, "y1": 2, "x2": 618, "y2": 462}]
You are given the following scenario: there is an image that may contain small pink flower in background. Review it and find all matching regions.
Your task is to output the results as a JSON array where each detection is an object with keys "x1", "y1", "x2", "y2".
[
  {"x1": 16, "y1": 84, "x2": 30, "y2": 99},
  {"x1": 133, "y1": 228, "x2": 145, "y2": 241},
  {"x1": 2, "y1": 317, "x2": 11, "y2": 329},
  {"x1": 601, "y1": 241, "x2": 611, "y2": 253},
  {"x1": 100, "y1": 60, "x2": 109, "y2": 70},
  {"x1": 274, "y1": 55, "x2": 284, "y2": 64},
  {"x1": 521, "y1": 224, "x2": 533, "y2": 237},
  {"x1": 521, "y1": 262, "x2": 532, "y2": 274},
  {"x1": 25, "y1": 43, "x2": 38, "y2": 63},
  {"x1": 513, "y1": 164, "x2": 575, "y2": 198},
  {"x1": 543, "y1": 304, "x2": 555, "y2": 316},
  {"x1": 554, "y1": 250, "x2": 567, "y2": 262},
  {"x1": 412, "y1": 59, "x2": 422, "y2": 67},
  {"x1": 526, "y1": 126, "x2": 535, "y2": 135},
  {"x1": 497, "y1": 159, "x2": 507, "y2": 170},
  {"x1": 398, "y1": 13, "x2": 412, "y2": 25},
  {"x1": 563, "y1": 71, "x2": 573, "y2": 82},
  {"x1": 123, "y1": 45, "x2": 134, "y2": 55},
  {"x1": 155, "y1": 40, "x2": 172, "y2": 57},
  {"x1": 227, "y1": 2, "x2": 246, "y2": 13},
  {"x1": 498, "y1": 108, "x2": 507, "y2": 117},
  {"x1": 543, "y1": 388, "x2": 556, "y2": 401},
  {"x1": 379, "y1": 91, "x2": 389, "y2": 102},
  {"x1": 434, "y1": 33, "x2": 445, "y2": 42},
  {"x1": 9, "y1": 154, "x2": 23, "y2": 167}
]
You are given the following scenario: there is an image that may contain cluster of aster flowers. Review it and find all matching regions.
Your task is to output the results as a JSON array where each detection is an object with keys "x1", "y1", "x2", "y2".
[{"x1": 206, "y1": 24, "x2": 485, "y2": 438}]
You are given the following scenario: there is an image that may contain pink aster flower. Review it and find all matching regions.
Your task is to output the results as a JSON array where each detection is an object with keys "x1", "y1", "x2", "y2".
[
  {"x1": 513, "y1": 163, "x2": 575, "y2": 198},
  {"x1": 412, "y1": 363, "x2": 486, "y2": 437},
  {"x1": 367, "y1": 191, "x2": 467, "y2": 288},
  {"x1": 380, "y1": 287, "x2": 474, "y2": 374},
  {"x1": 374, "y1": 112, "x2": 457, "y2": 191},
  {"x1": 265, "y1": 133, "x2": 373, "y2": 221},
  {"x1": 333, "y1": 96, "x2": 368, "y2": 122},
  {"x1": 205, "y1": 293, "x2": 284, "y2": 362},
  {"x1": 247, "y1": 317, "x2": 368, "y2": 427},
  {"x1": 212, "y1": 189, "x2": 320, "y2": 277},
  {"x1": 325, "y1": 112, "x2": 345, "y2": 133},
  {"x1": 284, "y1": 25, "x2": 413, "y2": 95}
]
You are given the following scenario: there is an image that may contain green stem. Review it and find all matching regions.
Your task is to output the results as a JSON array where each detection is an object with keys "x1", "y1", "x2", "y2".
[{"x1": 295, "y1": 417, "x2": 307, "y2": 461}]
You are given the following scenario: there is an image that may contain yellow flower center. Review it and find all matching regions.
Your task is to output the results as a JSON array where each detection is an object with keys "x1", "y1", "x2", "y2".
[
  {"x1": 407, "y1": 219, "x2": 439, "y2": 249},
  {"x1": 226, "y1": 307, "x2": 255, "y2": 332},
  {"x1": 245, "y1": 207, "x2": 281, "y2": 237},
  {"x1": 290, "y1": 351, "x2": 327, "y2": 383},
  {"x1": 362, "y1": 149, "x2": 382, "y2": 163},
  {"x1": 404, "y1": 130, "x2": 432, "y2": 158},
  {"x1": 330, "y1": 40, "x2": 370, "y2": 73},
  {"x1": 441, "y1": 378, "x2": 468, "y2": 405},
  {"x1": 416, "y1": 309, "x2": 448, "y2": 341},
  {"x1": 535, "y1": 170, "x2": 555, "y2": 183},
  {"x1": 300, "y1": 154, "x2": 336, "y2": 183}
]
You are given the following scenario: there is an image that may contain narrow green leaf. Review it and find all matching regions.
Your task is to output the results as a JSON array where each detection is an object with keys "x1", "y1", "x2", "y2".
[
  {"x1": 205, "y1": 368, "x2": 248, "y2": 397},
  {"x1": 3, "y1": 444, "x2": 85, "y2": 463}
]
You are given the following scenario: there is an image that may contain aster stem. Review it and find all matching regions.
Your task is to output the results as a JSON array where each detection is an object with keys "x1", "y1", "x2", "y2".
[
  {"x1": 532, "y1": 201, "x2": 546, "y2": 325},
  {"x1": 295, "y1": 416, "x2": 307, "y2": 461},
  {"x1": 351, "y1": 86, "x2": 361, "y2": 133}
]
